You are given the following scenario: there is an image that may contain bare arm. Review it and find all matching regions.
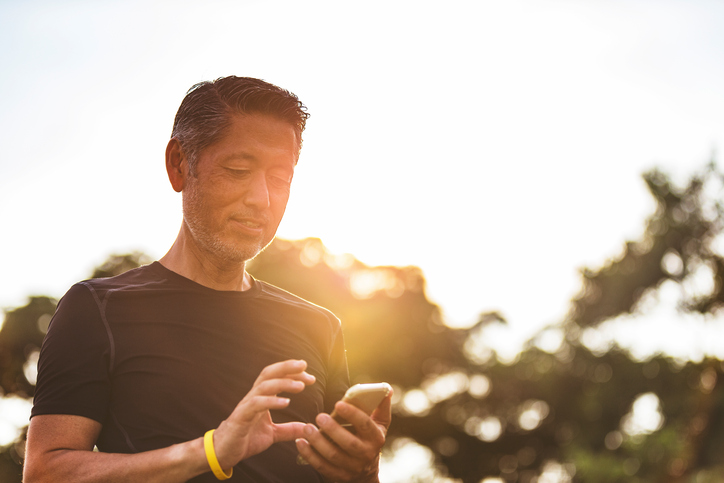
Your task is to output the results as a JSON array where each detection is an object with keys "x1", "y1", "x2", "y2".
[
  {"x1": 24, "y1": 359, "x2": 315, "y2": 483},
  {"x1": 24, "y1": 414, "x2": 207, "y2": 483}
]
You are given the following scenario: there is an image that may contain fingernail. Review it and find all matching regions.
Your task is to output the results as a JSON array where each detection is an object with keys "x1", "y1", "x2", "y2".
[
  {"x1": 304, "y1": 424, "x2": 314, "y2": 436},
  {"x1": 317, "y1": 413, "x2": 330, "y2": 425}
]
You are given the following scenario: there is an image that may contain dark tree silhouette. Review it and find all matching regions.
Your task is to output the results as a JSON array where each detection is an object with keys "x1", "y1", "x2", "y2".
[
  {"x1": 0, "y1": 252, "x2": 148, "y2": 483},
  {"x1": 3, "y1": 165, "x2": 724, "y2": 482}
]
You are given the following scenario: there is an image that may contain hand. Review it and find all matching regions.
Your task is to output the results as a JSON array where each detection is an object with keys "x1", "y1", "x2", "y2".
[
  {"x1": 295, "y1": 390, "x2": 393, "y2": 482},
  {"x1": 212, "y1": 359, "x2": 316, "y2": 468}
]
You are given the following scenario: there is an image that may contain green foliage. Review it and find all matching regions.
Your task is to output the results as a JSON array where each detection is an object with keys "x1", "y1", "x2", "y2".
[
  {"x1": 90, "y1": 252, "x2": 151, "y2": 279},
  {"x1": 0, "y1": 297, "x2": 56, "y2": 399},
  {"x1": 572, "y1": 163, "x2": 724, "y2": 327},
  {"x1": 248, "y1": 238, "x2": 466, "y2": 388},
  {"x1": 246, "y1": 165, "x2": 724, "y2": 481},
  {"x1": 3, "y1": 166, "x2": 724, "y2": 481},
  {"x1": 0, "y1": 252, "x2": 149, "y2": 482}
]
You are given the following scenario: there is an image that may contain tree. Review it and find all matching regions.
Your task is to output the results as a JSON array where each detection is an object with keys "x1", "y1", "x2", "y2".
[
  {"x1": 3, "y1": 164, "x2": 724, "y2": 482},
  {"x1": 246, "y1": 164, "x2": 724, "y2": 482},
  {"x1": 0, "y1": 252, "x2": 148, "y2": 483}
]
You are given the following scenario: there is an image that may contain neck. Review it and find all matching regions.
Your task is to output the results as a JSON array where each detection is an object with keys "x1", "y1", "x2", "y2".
[{"x1": 159, "y1": 225, "x2": 253, "y2": 292}]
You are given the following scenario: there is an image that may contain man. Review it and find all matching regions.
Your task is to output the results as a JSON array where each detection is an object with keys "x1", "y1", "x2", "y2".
[{"x1": 24, "y1": 76, "x2": 391, "y2": 482}]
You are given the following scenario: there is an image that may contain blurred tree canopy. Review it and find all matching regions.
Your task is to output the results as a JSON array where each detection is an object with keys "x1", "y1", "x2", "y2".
[
  {"x1": 2, "y1": 166, "x2": 724, "y2": 482},
  {"x1": 0, "y1": 253, "x2": 148, "y2": 482}
]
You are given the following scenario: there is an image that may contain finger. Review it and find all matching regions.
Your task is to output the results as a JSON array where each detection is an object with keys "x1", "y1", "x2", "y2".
[
  {"x1": 370, "y1": 391, "x2": 393, "y2": 430},
  {"x1": 252, "y1": 378, "x2": 307, "y2": 396},
  {"x1": 295, "y1": 434, "x2": 355, "y2": 482},
  {"x1": 255, "y1": 359, "x2": 316, "y2": 385},
  {"x1": 272, "y1": 421, "x2": 307, "y2": 442},
  {"x1": 287, "y1": 371, "x2": 316, "y2": 384},
  {"x1": 332, "y1": 402, "x2": 385, "y2": 444},
  {"x1": 236, "y1": 395, "x2": 291, "y2": 420},
  {"x1": 315, "y1": 413, "x2": 358, "y2": 450},
  {"x1": 313, "y1": 415, "x2": 376, "y2": 472}
]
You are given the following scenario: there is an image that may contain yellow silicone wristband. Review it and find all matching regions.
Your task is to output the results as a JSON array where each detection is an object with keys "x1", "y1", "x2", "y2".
[{"x1": 204, "y1": 429, "x2": 233, "y2": 480}]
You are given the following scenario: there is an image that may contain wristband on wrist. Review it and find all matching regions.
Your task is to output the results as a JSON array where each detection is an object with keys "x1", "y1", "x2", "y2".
[{"x1": 204, "y1": 429, "x2": 233, "y2": 480}]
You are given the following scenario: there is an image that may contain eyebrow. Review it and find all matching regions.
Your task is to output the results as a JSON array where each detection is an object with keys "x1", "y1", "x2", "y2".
[
  {"x1": 219, "y1": 152, "x2": 294, "y2": 172},
  {"x1": 219, "y1": 152, "x2": 257, "y2": 163}
]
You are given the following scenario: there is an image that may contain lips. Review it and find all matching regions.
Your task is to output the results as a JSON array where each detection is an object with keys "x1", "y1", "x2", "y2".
[
  {"x1": 239, "y1": 219, "x2": 262, "y2": 229},
  {"x1": 231, "y1": 216, "x2": 267, "y2": 234}
]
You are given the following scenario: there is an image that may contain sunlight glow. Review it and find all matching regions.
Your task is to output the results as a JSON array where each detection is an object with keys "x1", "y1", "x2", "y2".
[
  {"x1": 463, "y1": 322, "x2": 529, "y2": 366},
  {"x1": 592, "y1": 280, "x2": 724, "y2": 362},
  {"x1": 621, "y1": 392, "x2": 664, "y2": 436},
  {"x1": 348, "y1": 269, "x2": 404, "y2": 300},
  {"x1": 518, "y1": 400, "x2": 550, "y2": 431},
  {"x1": 467, "y1": 374, "x2": 491, "y2": 399},
  {"x1": 422, "y1": 371, "x2": 468, "y2": 404},
  {"x1": 465, "y1": 415, "x2": 503, "y2": 442},
  {"x1": 682, "y1": 258, "x2": 716, "y2": 299},
  {"x1": 379, "y1": 438, "x2": 460, "y2": 483},
  {"x1": 535, "y1": 328, "x2": 565, "y2": 354},
  {"x1": 299, "y1": 241, "x2": 324, "y2": 267},
  {"x1": 23, "y1": 350, "x2": 39, "y2": 386},
  {"x1": 538, "y1": 461, "x2": 575, "y2": 483},
  {"x1": 0, "y1": 396, "x2": 32, "y2": 446},
  {"x1": 401, "y1": 389, "x2": 432, "y2": 416}
]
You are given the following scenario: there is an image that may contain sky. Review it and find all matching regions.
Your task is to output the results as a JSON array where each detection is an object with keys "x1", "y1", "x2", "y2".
[
  {"x1": 2, "y1": 1, "x2": 724, "y2": 476},
  {"x1": 2, "y1": 0, "x2": 724, "y2": 353}
]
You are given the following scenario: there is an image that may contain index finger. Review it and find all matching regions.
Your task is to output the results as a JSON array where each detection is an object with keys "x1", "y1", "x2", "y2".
[
  {"x1": 332, "y1": 401, "x2": 384, "y2": 441},
  {"x1": 255, "y1": 359, "x2": 315, "y2": 385}
]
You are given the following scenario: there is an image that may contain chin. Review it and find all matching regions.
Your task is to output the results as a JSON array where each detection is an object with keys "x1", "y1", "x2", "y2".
[{"x1": 199, "y1": 235, "x2": 263, "y2": 264}]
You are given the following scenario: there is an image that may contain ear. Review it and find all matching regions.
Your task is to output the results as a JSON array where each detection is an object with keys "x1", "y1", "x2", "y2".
[{"x1": 165, "y1": 138, "x2": 188, "y2": 193}]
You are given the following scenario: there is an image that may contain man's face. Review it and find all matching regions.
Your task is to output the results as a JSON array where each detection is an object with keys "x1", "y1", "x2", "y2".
[{"x1": 182, "y1": 113, "x2": 298, "y2": 264}]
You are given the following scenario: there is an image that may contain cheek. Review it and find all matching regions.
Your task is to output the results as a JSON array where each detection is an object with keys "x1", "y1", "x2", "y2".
[{"x1": 271, "y1": 191, "x2": 290, "y2": 215}]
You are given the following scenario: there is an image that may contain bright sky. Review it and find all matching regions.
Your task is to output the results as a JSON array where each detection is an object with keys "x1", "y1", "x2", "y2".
[{"x1": 2, "y1": 0, "x2": 724, "y2": 347}]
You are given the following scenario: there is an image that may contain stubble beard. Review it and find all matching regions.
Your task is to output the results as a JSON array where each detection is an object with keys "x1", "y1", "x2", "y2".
[{"x1": 182, "y1": 177, "x2": 267, "y2": 265}]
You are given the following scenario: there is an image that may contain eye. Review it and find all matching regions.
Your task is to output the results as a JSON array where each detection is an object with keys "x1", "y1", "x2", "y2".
[
  {"x1": 269, "y1": 175, "x2": 292, "y2": 189},
  {"x1": 227, "y1": 168, "x2": 251, "y2": 178}
]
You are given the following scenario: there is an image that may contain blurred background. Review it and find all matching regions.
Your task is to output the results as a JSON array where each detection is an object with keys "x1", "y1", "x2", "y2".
[{"x1": 2, "y1": 0, "x2": 724, "y2": 481}]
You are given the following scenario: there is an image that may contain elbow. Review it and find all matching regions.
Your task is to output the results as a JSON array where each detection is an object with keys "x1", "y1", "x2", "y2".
[
  {"x1": 23, "y1": 456, "x2": 54, "y2": 483},
  {"x1": 23, "y1": 464, "x2": 42, "y2": 483}
]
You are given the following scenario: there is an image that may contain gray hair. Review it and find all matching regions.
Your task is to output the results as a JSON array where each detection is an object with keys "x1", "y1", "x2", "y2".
[{"x1": 171, "y1": 76, "x2": 309, "y2": 174}]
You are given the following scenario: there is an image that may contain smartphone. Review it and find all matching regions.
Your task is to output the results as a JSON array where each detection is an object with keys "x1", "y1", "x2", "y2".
[
  {"x1": 330, "y1": 383, "x2": 393, "y2": 427},
  {"x1": 296, "y1": 382, "x2": 391, "y2": 465}
]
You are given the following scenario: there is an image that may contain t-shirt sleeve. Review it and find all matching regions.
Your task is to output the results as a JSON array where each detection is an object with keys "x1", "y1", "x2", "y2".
[
  {"x1": 31, "y1": 282, "x2": 113, "y2": 423},
  {"x1": 323, "y1": 315, "x2": 350, "y2": 414}
]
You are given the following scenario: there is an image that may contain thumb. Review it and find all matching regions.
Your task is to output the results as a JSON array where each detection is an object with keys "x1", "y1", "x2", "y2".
[
  {"x1": 371, "y1": 391, "x2": 393, "y2": 431},
  {"x1": 273, "y1": 422, "x2": 308, "y2": 443}
]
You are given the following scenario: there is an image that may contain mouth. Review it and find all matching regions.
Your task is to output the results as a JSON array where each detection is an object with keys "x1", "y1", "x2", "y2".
[
  {"x1": 232, "y1": 217, "x2": 267, "y2": 234},
  {"x1": 238, "y1": 219, "x2": 263, "y2": 229}
]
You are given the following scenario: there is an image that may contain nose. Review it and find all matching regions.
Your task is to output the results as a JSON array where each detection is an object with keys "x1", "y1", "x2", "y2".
[{"x1": 244, "y1": 173, "x2": 271, "y2": 209}]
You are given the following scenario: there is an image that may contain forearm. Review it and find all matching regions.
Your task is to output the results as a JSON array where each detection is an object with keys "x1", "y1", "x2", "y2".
[
  {"x1": 24, "y1": 437, "x2": 208, "y2": 483},
  {"x1": 349, "y1": 457, "x2": 380, "y2": 483},
  {"x1": 322, "y1": 469, "x2": 380, "y2": 483}
]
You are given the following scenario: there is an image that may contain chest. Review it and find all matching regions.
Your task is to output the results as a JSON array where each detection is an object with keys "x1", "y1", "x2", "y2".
[{"x1": 103, "y1": 293, "x2": 331, "y2": 431}]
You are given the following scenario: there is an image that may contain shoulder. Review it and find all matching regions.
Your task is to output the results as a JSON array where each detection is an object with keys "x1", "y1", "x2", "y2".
[
  {"x1": 77, "y1": 263, "x2": 166, "y2": 295},
  {"x1": 255, "y1": 280, "x2": 341, "y2": 326},
  {"x1": 48, "y1": 263, "x2": 164, "y2": 330}
]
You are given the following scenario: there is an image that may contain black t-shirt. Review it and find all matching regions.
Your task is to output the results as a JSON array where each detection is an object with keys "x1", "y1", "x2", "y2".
[{"x1": 32, "y1": 262, "x2": 350, "y2": 482}]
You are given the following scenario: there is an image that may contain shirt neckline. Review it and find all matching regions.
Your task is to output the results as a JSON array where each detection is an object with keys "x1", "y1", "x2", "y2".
[{"x1": 149, "y1": 261, "x2": 261, "y2": 297}]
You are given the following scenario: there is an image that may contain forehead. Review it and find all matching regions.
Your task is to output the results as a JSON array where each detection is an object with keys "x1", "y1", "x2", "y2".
[{"x1": 200, "y1": 113, "x2": 299, "y2": 166}]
